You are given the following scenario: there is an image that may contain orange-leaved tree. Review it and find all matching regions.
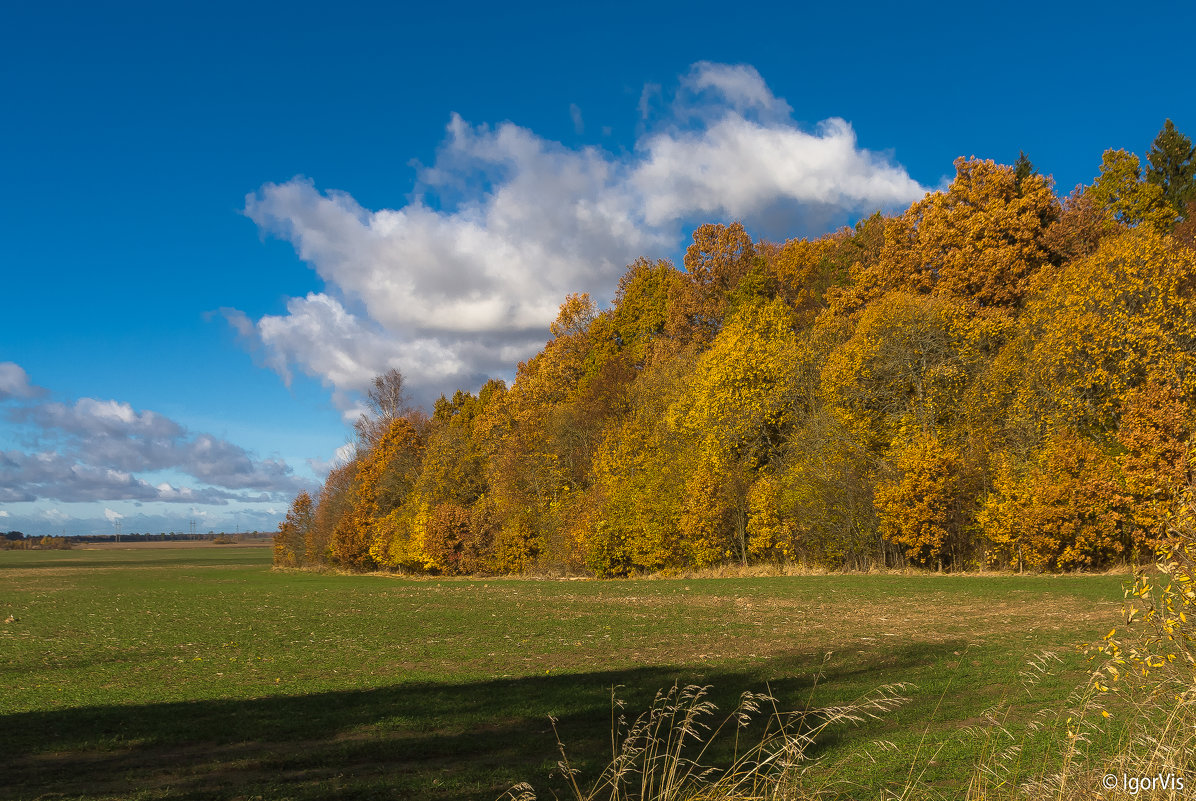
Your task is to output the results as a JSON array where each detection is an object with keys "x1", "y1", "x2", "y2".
[
  {"x1": 875, "y1": 431, "x2": 965, "y2": 569},
  {"x1": 307, "y1": 459, "x2": 357, "y2": 565},
  {"x1": 979, "y1": 426, "x2": 1125, "y2": 570},
  {"x1": 872, "y1": 157, "x2": 1058, "y2": 309},
  {"x1": 1117, "y1": 378, "x2": 1192, "y2": 552},
  {"x1": 330, "y1": 417, "x2": 422, "y2": 571}
]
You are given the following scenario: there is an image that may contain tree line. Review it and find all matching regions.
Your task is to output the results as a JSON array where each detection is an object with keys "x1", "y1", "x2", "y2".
[
  {"x1": 2, "y1": 533, "x2": 73, "y2": 550},
  {"x1": 275, "y1": 121, "x2": 1196, "y2": 575}
]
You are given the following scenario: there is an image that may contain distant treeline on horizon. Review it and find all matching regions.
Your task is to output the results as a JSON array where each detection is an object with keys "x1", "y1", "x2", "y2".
[
  {"x1": 2, "y1": 531, "x2": 268, "y2": 544},
  {"x1": 273, "y1": 122, "x2": 1196, "y2": 577}
]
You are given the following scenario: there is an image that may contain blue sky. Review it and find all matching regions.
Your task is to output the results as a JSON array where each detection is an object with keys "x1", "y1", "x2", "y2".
[{"x1": 2, "y1": 0, "x2": 1193, "y2": 536}]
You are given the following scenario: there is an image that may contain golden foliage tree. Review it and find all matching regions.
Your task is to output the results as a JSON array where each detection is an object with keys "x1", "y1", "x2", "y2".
[
  {"x1": 587, "y1": 358, "x2": 690, "y2": 575},
  {"x1": 297, "y1": 142, "x2": 1196, "y2": 578},
  {"x1": 1020, "y1": 228, "x2": 1196, "y2": 433},
  {"x1": 425, "y1": 503, "x2": 490, "y2": 575},
  {"x1": 668, "y1": 299, "x2": 804, "y2": 563},
  {"x1": 669, "y1": 222, "x2": 761, "y2": 344},
  {"x1": 610, "y1": 257, "x2": 685, "y2": 365},
  {"x1": 771, "y1": 411, "x2": 881, "y2": 568},
  {"x1": 873, "y1": 157, "x2": 1058, "y2": 309},
  {"x1": 1118, "y1": 378, "x2": 1192, "y2": 550},
  {"x1": 307, "y1": 459, "x2": 357, "y2": 565},
  {"x1": 330, "y1": 417, "x2": 422, "y2": 571},
  {"x1": 980, "y1": 427, "x2": 1125, "y2": 570},
  {"x1": 875, "y1": 433, "x2": 963, "y2": 568},
  {"x1": 1042, "y1": 185, "x2": 1120, "y2": 265},
  {"x1": 822, "y1": 291, "x2": 977, "y2": 453}
]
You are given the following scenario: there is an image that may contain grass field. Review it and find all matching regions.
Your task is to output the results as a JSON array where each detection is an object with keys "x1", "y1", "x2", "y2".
[{"x1": 0, "y1": 547, "x2": 1131, "y2": 800}]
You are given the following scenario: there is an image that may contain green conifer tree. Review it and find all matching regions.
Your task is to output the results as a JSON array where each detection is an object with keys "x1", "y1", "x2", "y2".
[{"x1": 1146, "y1": 119, "x2": 1196, "y2": 218}]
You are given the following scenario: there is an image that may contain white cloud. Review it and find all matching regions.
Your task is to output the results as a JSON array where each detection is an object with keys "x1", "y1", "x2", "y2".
[
  {"x1": 0, "y1": 510, "x2": 9, "y2": 518},
  {"x1": 103, "y1": 508, "x2": 123, "y2": 523},
  {"x1": 32, "y1": 398, "x2": 184, "y2": 440},
  {"x1": 0, "y1": 448, "x2": 263, "y2": 505},
  {"x1": 0, "y1": 362, "x2": 46, "y2": 401},
  {"x1": 569, "y1": 102, "x2": 584, "y2": 134},
  {"x1": 4, "y1": 390, "x2": 315, "y2": 505},
  {"x1": 680, "y1": 61, "x2": 793, "y2": 119},
  {"x1": 237, "y1": 61, "x2": 928, "y2": 413},
  {"x1": 251, "y1": 292, "x2": 496, "y2": 415},
  {"x1": 631, "y1": 116, "x2": 925, "y2": 231}
]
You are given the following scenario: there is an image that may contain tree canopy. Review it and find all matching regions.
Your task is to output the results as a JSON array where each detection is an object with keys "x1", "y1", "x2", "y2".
[{"x1": 277, "y1": 124, "x2": 1196, "y2": 576}]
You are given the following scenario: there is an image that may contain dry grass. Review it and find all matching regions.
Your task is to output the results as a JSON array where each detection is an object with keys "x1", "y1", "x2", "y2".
[
  {"x1": 504, "y1": 679, "x2": 914, "y2": 801},
  {"x1": 644, "y1": 563, "x2": 1139, "y2": 581}
]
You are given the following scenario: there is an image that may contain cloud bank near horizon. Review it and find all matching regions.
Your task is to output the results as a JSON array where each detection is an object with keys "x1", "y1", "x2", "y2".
[
  {"x1": 237, "y1": 62, "x2": 929, "y2": 415},
  {"x1": 0, "y1": 365, "x2": 315, "y2": 531}
]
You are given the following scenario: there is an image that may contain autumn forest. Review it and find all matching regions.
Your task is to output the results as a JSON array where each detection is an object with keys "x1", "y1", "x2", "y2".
[{"x1": 274, "y1": 122, "x2": 1196, "y2": 577}]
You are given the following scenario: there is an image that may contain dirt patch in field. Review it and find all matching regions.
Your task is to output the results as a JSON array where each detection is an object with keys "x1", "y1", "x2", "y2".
[{"x1": 596, "y1": 589, "x2": 1117, "y2": 645}]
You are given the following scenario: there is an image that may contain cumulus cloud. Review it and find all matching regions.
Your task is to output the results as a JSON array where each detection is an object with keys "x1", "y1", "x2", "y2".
[
  {"x1": 103, "y1": 508, "x2": 123, "y2": 522},
  {"x1": 30, "y1": 398, "x2": 184, "y2": 443},
  {"x1": 1, "y1": 370, "x2": 315, "y2": 507},
  {"x1": 12, "y1": 396, "x2": 310, "y2": 495},
  {"x1": 236, "y1": 61, "x2": 928, "y2": 412},
  {"x1": 0, "y1": 362, "x2": 46, "y2": 401},
  {"x1": 632, "y1": 116, "x2": 923, "y2": 234},
  {"x1": 248, "y1": 292, "x2": 542, "y2": 415},
  {"x1": 0, "y1": 448, "x2": 266, "y2": 505}
]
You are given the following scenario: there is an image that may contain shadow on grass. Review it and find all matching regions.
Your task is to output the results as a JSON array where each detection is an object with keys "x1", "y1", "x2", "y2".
[{"x1": 2, "y1": 640, "x2": 969, "y2": 801}]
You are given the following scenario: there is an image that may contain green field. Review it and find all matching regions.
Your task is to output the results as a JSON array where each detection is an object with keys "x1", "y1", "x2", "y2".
[{"x1": 0, "y1": 547, "x2": 1130, "y2": 800}]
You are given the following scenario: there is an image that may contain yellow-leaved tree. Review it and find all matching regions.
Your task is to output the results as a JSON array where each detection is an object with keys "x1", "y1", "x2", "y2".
[
  {"x1": 1117, "y1": 378, "x2": 1192, "y2": 551},
  {"x1": 329, "y1": 417, "x2": 422, "y2": 571},
  {"x1": 669, "y1": 298, "x2": 803, "y2": 564},
  {"x1": 821, "y1": 290, "x2": 979, "y2": 454},
  {"x1": 874, "y1": 431, "x2": 965, "y2": 569},
  {"x1": 979, "y1": 426, "x2": 1125, "y2": 570},
  {"x1": 871, "y1": 157, "x2": 1058, "y2": 309},
  {"x1": 587, "y1": 356, "x2": 691, "y2": 575},
  {"x1": 1089, "y1": 149, "x2": 1179, "y2": 233},
  {"x1": 1020, "y1": 228, "x2": 1196, "y2": 435}
]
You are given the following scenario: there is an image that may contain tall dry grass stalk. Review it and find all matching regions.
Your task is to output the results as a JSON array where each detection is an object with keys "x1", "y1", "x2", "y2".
[
  {"x1": 503, "y1": 679, "x2": 911, "y2": 801},
  {"x1": 965, "y1": 492, "x2": 1196, "y2": 800}
]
